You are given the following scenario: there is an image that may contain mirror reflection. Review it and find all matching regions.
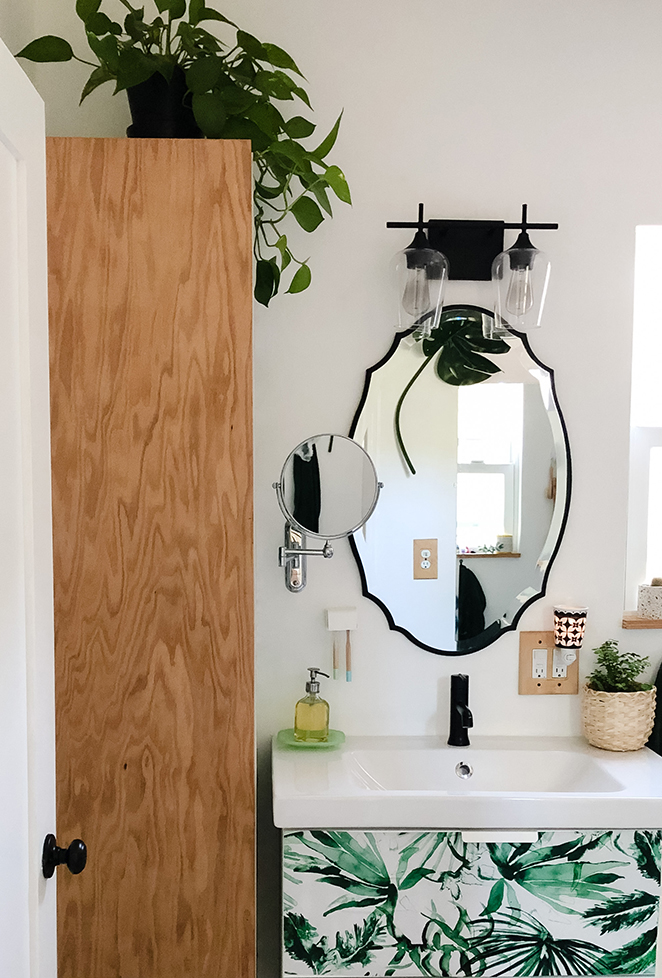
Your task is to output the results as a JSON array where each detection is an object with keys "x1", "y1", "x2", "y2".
[
  {"x1": 279, "y1": 434, "x2": 380, "y2": 539},
  {"x1": 350, "y1": 305, "x2": 571, "y2": 654}
]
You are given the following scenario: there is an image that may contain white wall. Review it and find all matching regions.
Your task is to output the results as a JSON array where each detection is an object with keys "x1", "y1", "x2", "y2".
[{"x1": 6, "y1": 1, "x2": 662, "y2": 975}]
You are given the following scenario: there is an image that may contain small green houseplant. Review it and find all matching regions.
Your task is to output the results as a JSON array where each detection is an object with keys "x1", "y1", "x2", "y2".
[
  {"x1": 17, "y1": 0, "x2": 351, "y2": 306},
  {"x1": 583, "y1": 641, "x2": 656, "y2": 751},
  {"x1": 586, "y1": 640, "x2": 653, "y2": 693}
]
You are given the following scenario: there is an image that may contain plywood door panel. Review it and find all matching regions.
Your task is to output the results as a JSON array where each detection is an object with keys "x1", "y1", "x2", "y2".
[{"x1": 47, "y1": 137, "x2": 254, "y2": 978}]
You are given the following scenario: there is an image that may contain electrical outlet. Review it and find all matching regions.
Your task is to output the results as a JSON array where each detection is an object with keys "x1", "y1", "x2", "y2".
[
  {"x1": 532, "y1": 648, "x2": 548, "y2": 679},
  {"x1": 519, "y1": 632, "x2": 579, "y2": 695},
  {"x1": 413, "y1": 539, "x2": 438, "y2": 579},
  {"x1": 552, "y1": 647, "x2": 576, "y2": 679}
]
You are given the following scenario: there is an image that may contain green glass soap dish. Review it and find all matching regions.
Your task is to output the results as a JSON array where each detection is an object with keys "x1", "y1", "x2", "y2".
[{"x1": 277, "y1": 728, "x2": 345, "y2": 750}]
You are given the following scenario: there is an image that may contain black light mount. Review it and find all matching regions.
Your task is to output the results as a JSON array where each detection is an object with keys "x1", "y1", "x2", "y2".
[{"x1": 387, "y1": 203, "x2": 558, "y2": 281}]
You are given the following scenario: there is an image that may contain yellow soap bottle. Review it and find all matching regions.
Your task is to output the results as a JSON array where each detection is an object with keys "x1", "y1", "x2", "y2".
[{"x1": 294, "y1": 668, "x2": 330, "y2": 743}]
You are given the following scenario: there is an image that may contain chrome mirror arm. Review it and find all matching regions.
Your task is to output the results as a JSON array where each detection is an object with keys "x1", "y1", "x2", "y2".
[
  {"x1": 277, "y1": 523, "x2": 333, "y2": 593},
  {"x1": 279, "y1": 539, "x2": 334, "y2": 564}
]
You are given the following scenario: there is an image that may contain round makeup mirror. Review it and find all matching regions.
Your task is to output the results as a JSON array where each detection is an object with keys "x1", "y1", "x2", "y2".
[
  {"x1": 273, "y1": 434, "x2": 381, "y2": 592},
  {"x1": 276, "y1": 434, "x2": 380, "y2": 538}
]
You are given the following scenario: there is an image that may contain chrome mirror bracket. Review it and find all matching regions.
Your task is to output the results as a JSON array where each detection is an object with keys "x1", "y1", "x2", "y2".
[{"x1": 278, "y1": 522, "x2": 333, "y2": 593}]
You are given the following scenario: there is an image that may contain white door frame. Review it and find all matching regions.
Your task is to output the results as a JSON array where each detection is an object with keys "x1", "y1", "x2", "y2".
[{"x1": 0, "y1": 36, "x2": 56, "y2": 978}]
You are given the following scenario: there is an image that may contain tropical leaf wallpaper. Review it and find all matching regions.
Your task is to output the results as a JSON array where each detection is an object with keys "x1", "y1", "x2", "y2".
[{"x1": 282, "y1": 830, "x2": 661, "y2": 977}]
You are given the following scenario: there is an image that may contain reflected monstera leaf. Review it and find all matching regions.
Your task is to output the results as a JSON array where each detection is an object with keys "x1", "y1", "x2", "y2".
[
  {"x1": 421, "y1": 306, "x2": 510, "y2": 386},
  {"x1": 395, "y1": 305, "x2": 509, "y2": 475}
]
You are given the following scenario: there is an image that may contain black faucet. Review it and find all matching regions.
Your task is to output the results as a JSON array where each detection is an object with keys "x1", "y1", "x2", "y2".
[{"x1": 448, "y1": 674, "x2": 473, "y2": 747}]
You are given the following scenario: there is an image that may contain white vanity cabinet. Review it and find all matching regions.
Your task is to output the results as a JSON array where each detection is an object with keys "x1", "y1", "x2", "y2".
[{"x1": 282, "y1": 828, "x2": 661, "y2": 977}]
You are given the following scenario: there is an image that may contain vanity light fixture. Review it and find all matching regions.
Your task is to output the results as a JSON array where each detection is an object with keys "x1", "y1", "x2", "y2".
[
  {"x1": 387, "y1": 203, "x2": 558, "y2": 335},
  {"x1": 391, "y1": 203, "x2": 449, "y2": 339}
]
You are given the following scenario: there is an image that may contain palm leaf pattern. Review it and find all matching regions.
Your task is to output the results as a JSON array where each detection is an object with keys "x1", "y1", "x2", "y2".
[
  {"x1": 282, "y1": 830, "x2": 661, "y2": 976},
  {"x1": 464, "y1": 909, "x2": 609, "y2": 976}
]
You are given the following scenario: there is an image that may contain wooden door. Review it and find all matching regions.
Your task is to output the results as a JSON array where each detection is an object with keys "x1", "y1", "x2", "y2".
[
  {"x1": 0, "y1": 38, "x2": 57, "y2": 978},
  {"x1": 47, "y1": 138, "x2": 254, "y2": 978}
]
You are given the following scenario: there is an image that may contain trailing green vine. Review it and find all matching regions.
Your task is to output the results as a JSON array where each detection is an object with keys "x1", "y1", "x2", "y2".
[{"x1": 17, "y1": 0, "x2": 351, "y2": 305}]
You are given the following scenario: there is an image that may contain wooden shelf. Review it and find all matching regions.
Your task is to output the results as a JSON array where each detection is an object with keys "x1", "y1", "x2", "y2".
[
  {"x1": 622, "y1": 612, "x2": 662, "y2": 629},
  {"x1": 457, "y1": 552, "x2": 521, "y2": 559}
]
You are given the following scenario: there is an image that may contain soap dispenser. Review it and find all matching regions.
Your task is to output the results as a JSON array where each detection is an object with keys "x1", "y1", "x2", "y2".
[{"x1": 294, "y1": 668, "x2": 330, "y2": 742}]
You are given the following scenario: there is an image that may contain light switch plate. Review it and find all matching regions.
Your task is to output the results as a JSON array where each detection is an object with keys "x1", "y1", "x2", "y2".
[
  {"x1": 519, "y1": 631, "x2": 579, "y2": 695},
  {"x1": 413, "y1": 538, "x2": 438, "y2": 579}
]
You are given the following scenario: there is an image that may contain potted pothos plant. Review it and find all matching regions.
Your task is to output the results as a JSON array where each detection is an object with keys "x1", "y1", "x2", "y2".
[
  {"x1": 17, "y1": 0, "x2": 351, "y2": 306},
  {"x1": 583, "y1": 640, "x2": 656, "y2": 751}
]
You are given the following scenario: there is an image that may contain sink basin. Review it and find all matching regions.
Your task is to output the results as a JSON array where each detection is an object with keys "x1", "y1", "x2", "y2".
[
  {"x1": 272, "y1": 735, "x2": 662, "y2": 829},
  {"x1": 350, "y1": 747, "x2": 624, "y2": 794}
]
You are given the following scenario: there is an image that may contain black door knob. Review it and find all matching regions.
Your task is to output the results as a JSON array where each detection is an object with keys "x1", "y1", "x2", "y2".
[{"x1": 42, "y1": 834, "x2": 87, "y2": 879}]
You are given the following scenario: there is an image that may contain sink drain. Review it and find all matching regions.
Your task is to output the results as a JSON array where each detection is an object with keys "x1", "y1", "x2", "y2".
[{"x1": 455, "y1": 761, "x2": 473, "y2": 780}]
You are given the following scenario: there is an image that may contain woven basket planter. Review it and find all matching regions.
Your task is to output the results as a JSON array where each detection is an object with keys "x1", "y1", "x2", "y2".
[{"x1": 582, "y1": 685, "x2": 656, "y2": 751}]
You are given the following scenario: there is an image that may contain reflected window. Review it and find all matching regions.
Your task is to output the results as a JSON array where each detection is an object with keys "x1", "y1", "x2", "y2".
[{"x1": 456, "y1": 383, "x2": 523, "y2": 551}]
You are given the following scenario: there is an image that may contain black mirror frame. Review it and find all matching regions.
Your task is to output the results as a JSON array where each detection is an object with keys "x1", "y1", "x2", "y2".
[{"x1": 347, "y1": 306, "x2": 573, "y2": 656}]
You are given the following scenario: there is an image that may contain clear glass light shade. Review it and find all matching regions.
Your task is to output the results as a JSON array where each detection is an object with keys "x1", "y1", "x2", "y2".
[
  {"x1": 492, "y1": 244, "x2": 551, "y2": 332},
  {"x1": 393, "y1": 245, "x2": 448, "y2": 338}
]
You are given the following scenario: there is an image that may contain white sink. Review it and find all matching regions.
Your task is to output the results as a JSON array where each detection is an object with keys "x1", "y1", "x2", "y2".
[
  {"x1": 350, "y1": 746, "x2": 623, "y2": 794},
  {"x1": 272, "y1": 735, "x2": 662, "y2": 829}
]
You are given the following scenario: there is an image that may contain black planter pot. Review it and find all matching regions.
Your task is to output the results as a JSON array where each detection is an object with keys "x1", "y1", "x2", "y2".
[{"x1": 126, "y1": 67, "x2": 202, "y2": 138}]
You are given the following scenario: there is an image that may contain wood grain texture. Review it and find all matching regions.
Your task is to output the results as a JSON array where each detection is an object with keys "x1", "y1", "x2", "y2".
[
  {"x1": 518, "y1": 631, "x2": 579, "y2": 695},
  {"x1": 47, "y1": 138, "x2": 254, "y2": 978},
  {"x1": 622, "y1": 612, "x2": 662, "y2": 629}
]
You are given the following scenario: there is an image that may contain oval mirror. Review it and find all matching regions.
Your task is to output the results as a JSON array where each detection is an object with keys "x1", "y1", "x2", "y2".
[
  {"x1": 277, "y1": 434, "x2": 381, "y2": 539},
  {"x1": 349, "y1": 305, "x2": 571, "y2": 655}
]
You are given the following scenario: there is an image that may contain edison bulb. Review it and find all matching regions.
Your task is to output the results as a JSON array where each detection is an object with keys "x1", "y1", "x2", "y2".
[
  {"x1": 505, "y1": 266, "x2": 534, "y2": 317},
  {"x1": 402, "y1": 266, "x2": 431, "y2": 318}
]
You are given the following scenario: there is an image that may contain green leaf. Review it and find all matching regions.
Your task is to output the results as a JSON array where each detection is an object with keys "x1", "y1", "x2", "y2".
[
  {"x1": 80, "y1": 64, "x2": 114, "y2": 102},
  {"x1": 583, "y1": 889, "x2": 658, "y2": 934},
  {"x1": 255, "y1": 181, "x2": 286, "y2": 201},
  {"x1": 189, "y1": 0, "x2": 235, "y2": 26},
  {"x1": 313, "y1": 112, "x2": 343, "y2": 159},
  {"x1": 87, "y1": 32, "x2": 120, "y2": 72},
  {"x1": 600, "y1": 927, "x2": 658, "y2": 974},
  {"x1": 169, "y1": 0, "x2": 187, "y2": 18},
  {"x1": 399, "y1": 866, "x2": 435, "y2": 890},
  {"x1": 308, "y1": 181, "x2": 333, "y2": 217},
  {"x1": 482, "y1": 879, "x2": 506, "y2": 916},
  {"x1": 291, "y1": 196, "x2": 324, "y2": 233},
  {"x1": 292, "y1": 84, "x2": 312, "y2": 108},
  {"x1": 221, "y1": 117, "x2": 271, "y2": 152},
  {"x1": 284, "y1": 115, "x2": 315, "y2": 139},
  {"x1": 114, "y1": 47, "x2": 156, "y2": 92},
  {"x1": 86, "y1": 12, "x2": 121, "y2": 35},
  {"x1": 324, "y1": 164, "x2": 351, "y2": 204},
  {"x1": 253, "y1": 69, "x2": 294, "y2": 101},
  {"x1": 124, "y1": 11, "x2": 148, "y2": 41},
  {"x1": 247, "y1": 101, "x2": 283, "y2": 139},
  {"x1": 191, "y1": 91, "x2": 227, "y2": 138},
  {"x1": 255, "y1": 259, "x2": 277, "y2": 306},
  {"x1": 633, "y1": 831, "x2": 661, "y2": 883},
  {"x1": 271, "y1": 139, "x2": 307, "y2": 166},
  {"x1": 287, "y1": 264, "x2": 311, "y2": 294},
  {"x1": 75, "y1": 0, "x2": 101, "y2": 22},
  {"x1": 16, "y1": 36, "x2": 74, "y2": 63},
  {"x1": 237, "y1": 30, "x2": 268, "y2": 61},
  {"x1": 185, "y1": 57, "x2": 221, "y2": 94},
  {"x1": 262, "y1": 41, "x2": 303, "y2": 76},
  {"x1": 188, "y1": 0, "x2": 204, "y2": 22}
]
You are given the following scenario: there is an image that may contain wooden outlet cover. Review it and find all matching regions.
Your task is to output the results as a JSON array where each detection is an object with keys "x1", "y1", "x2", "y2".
[
  {"x1": 519, "y1": 631, "x2": 579, "y2": 695},
  {"x1": 413, "y1": 539, "x2": 438, "y2": 580}
]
